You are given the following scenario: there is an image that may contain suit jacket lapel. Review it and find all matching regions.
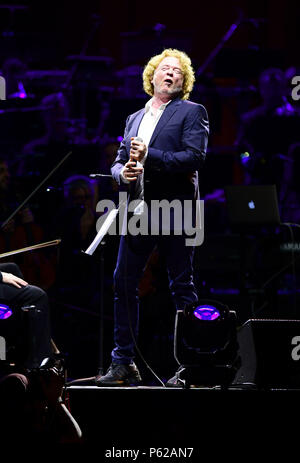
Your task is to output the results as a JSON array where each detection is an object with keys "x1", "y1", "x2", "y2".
[
  {"x1": 131, "y1": 109, "x2": 145, "y2": 136},
  {"x1": 125, "y1": 108, "x2": 145, "y2": 153},
  {"x1": 149, "y1": 98, "x2": 182, "y2": 146}
]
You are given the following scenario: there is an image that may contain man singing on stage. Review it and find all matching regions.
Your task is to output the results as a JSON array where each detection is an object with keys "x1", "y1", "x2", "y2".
[{"x1": 96, "y1": 48, "x2": 209, "y2": 386}]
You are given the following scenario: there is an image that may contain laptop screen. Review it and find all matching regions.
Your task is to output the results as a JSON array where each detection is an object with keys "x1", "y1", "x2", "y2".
[{"x1": 224, "y1": 185, "x2": 281, "y2": 226}]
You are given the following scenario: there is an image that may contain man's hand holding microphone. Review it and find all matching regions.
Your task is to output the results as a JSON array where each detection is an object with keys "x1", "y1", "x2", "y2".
[{"x1": 122, "y1": 137, "x2": 147, "y2": 182}]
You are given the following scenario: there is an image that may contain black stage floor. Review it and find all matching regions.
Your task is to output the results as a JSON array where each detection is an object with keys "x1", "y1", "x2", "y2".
[{"x1": 65, "y1": 384, "x2": 300, "y2": 457}]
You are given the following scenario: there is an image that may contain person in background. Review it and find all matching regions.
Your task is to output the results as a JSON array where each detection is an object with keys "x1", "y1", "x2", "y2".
[{"x1": 0, "y1": 261, "x2": 55, "y2": 370}]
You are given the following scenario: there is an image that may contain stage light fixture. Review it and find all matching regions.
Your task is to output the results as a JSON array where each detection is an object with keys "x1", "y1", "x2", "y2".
[
  {"x1": 0, "y1": 304, "x2": 12, "y2": 320},
  {"x1": 174, "y1": 299, "x2": 240, "y2": 388},
  {"x1": 193, "y1": 304, "x2": 221, "y2": 321}
]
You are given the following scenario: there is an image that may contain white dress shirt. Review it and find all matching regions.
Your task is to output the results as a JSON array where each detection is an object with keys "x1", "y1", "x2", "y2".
[
  {"x1": 120, "y1": 97, "x2": 171, "y2": 192},
  {"x1": 120, "y1": 98, "x2": 171, "y2": 214}
]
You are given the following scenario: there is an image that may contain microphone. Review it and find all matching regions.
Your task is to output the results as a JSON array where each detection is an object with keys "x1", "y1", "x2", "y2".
[
  {"x1": 130, "y1": 136, "x2": 143, "y2": 165},
  {"x1": 128, "y1": 137, "x2": 144, "y2": 190}
]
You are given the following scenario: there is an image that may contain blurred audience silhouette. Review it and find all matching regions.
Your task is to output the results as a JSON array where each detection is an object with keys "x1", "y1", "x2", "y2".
[{"x1": 0, "y1": 366, "x2": 82, "y2": 445}]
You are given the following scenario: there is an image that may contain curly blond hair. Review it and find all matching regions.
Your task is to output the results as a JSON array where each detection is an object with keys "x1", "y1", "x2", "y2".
[{"x1": 142, "y1": 48, "x2": 195, "y2": 100}]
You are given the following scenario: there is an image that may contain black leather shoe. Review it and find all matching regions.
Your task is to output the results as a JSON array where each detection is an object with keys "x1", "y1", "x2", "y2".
[{"x1": 95, "y1": 362, "x2": 142, "y2": 387}]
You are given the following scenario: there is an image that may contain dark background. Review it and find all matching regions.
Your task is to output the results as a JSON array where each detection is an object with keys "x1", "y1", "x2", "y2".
[{"x1": 0, "y1": 0, "x2": 300, "y2": 381}]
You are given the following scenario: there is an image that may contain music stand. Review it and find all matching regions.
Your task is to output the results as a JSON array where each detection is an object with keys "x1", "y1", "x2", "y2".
[{"x1": 83, "y1": 174, "x2": 123, "y2": 376}]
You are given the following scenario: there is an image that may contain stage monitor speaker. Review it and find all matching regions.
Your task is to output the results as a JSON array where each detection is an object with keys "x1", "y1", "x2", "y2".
[{"x1": 232, "y1": 319, "x2": 300, "y2": 389}]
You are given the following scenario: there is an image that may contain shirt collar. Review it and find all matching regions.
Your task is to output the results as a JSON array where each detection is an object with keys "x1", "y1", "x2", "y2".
[{"x1": 145, "y1": 97, "x2": 172, "y2": 113}]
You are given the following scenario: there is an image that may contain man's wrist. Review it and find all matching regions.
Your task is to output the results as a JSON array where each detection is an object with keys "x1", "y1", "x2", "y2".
[
  {"x1": 120, "y1": 166, "x2": 130, "y2": 184},
  {"x1": 139, "y1": 147, "x2": 148, "y2": 165}
]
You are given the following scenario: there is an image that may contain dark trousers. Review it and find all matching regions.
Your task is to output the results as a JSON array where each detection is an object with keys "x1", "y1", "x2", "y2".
[
  {"x1": 0, "y1": 263, "x2": 52, "y2": 369},
  {"x1": 111, "y1": 235, "x2": 198, "y2": 364}
]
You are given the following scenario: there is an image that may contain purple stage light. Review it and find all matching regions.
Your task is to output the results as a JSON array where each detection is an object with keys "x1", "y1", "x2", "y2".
[
  {"x1": 0, "y1": 304, "x2": 12, "y2": 320},
  {"x1": 193, "y1": 304, "x2": 220, "y2": 321}
]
